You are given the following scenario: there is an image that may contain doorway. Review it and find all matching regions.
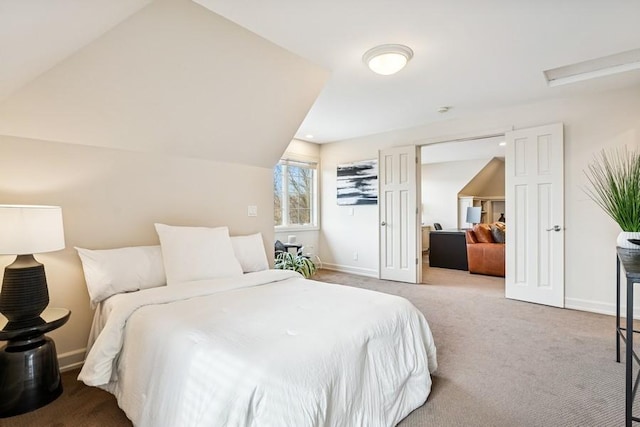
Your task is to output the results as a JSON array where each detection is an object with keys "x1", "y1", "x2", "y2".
[
  {"x1": 419, "y1": 134, "x2": 506, "y2": 287},
  {"x1": 414, "y1": 124, "x2": 565, "y2": 309}
]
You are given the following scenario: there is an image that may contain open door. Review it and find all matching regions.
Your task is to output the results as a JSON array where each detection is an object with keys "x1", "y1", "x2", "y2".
[
  {"x1": 505, "y1": 123, "x2": 564, "y2": 307},
  {"x1": 379, "y1": 145, "x2": 420, "y2": 283}
]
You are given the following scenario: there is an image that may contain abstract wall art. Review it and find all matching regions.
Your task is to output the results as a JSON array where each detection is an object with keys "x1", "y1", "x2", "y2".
[{"x1": 336, "y1": 159, "x2": 378, "y2": 205}]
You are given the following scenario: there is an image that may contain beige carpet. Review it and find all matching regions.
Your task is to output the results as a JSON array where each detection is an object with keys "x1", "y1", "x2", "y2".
[{"x1": 1, "y1": 267, "x2": 631, "y2": 426}]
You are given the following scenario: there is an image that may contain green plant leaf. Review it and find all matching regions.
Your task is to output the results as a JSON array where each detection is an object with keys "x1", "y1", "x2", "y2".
[
  {"x1": 273, "y1": 251, "x2": 316, "y2": 278},
  {"x1": 584, "y1": 146, "x2": 640, "y2": 232}
]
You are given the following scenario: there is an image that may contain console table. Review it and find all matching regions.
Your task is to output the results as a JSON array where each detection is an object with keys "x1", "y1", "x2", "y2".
[
  {"x1": 0, "y1": 307, "x2": 70, "y2": 418},
  {"x1": 616, "y1": 247, "x2": 640, "y2": 426},
  {"x1": 429, "y1": 230, "x2": 468, "y2": 270}
]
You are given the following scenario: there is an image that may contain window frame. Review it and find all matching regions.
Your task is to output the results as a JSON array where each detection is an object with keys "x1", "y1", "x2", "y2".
[{"x1": 274, "y1": 156, "x2": 319, "y2": 232}]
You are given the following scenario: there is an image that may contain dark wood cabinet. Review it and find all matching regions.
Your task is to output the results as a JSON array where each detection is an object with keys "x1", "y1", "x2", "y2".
[{"x1": 428, "y1": 230, "x2": 468, "y2": 270}]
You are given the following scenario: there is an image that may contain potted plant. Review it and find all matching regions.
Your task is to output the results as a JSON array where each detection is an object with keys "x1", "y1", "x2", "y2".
[
  {"x1": 274, "y1": 251, "x2": 317, "y2": 278},
  {"x1": 584, "y1": 146, "x2": 640, "y2": 248}
]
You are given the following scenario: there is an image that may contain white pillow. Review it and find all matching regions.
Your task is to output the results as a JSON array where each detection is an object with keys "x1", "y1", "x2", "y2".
[
  {"x1": 231, "y1": 233, "x2": 269, "y2": 273},
  {"x1": 155, "y1": 223, "x2": 243, "y2": 285},
  {"x1": 75, "y1": 245, "x2": 166, "y2": 306}
]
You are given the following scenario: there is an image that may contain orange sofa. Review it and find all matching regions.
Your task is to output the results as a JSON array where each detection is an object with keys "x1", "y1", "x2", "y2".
[{"x1": 464, "y1": 223, "x2": 505, "y2": 277}]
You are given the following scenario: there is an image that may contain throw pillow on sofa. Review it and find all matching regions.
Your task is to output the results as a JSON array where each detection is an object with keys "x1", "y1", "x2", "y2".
[
  {"x1": 473, "y1": 223, "x2": 494, "y2": 243},
  {"x1": 490, "y1": 223, "x2": 506, "y2": 243}
]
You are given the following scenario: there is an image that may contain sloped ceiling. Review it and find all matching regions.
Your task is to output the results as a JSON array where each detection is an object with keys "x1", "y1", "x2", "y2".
[
  {"x1": 0, "y1": 0, "x2": 329, "y2": 168},
  {"x1": 0, "y1": 0, "x2": 152, "y2": 102},
  {"x1": 459, "y1": 157, "x2": 505, "y2": 197}
]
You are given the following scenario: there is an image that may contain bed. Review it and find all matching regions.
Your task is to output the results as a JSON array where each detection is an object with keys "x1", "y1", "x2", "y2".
[{"x1": 76, "y1": 226, "x2": 438, "y2": 427}]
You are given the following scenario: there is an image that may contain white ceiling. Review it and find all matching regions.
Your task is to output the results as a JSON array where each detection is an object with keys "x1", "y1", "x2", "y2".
[
  {"x1": 2, "y1": 1, "x2": 640, "y2": 145},
  {"x1": 195, "y1": 0, "x2": 640, "y2": 143}
]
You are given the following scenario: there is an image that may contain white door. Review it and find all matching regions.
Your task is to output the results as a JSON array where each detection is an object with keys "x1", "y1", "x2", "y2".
[
  {"x1": 379, "y1": 145, "x2": 419, "y2": 283},
  {"x1": 505, "y1": 123, "x2": 564, "y2": 307}
]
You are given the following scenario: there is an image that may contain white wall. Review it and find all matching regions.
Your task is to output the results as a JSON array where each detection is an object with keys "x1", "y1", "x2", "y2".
[
  {"x1": 319, "y1": 85, "x2": 640, "y2": 316},
  {"x1": 318, "y1": 147, "x2": 380, "y2": 277},
  {"x1": 0, "y1": 136, "x2": 274, "y2": 369},
  {"x1": 421, "y1": 159, "x2": 489, "y2": 228}
]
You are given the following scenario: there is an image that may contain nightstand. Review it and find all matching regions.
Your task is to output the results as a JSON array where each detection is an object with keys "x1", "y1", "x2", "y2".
[{"x1": 0, "y1": 307, "x2": 70, "y2": 418}]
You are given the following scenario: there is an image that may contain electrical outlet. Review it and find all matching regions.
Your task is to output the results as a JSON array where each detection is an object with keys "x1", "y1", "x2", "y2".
[
  {"x1": 353, "y1": 251, "x2": 358, "y2": 261},
  {"x1": 247, "y1": 205, "x2": 257, "y2": 217}
]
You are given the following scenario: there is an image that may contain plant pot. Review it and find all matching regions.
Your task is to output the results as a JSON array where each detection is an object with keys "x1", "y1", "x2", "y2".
[{"x1": 617, "y1": 231, "x2": 640, "y2": 249}]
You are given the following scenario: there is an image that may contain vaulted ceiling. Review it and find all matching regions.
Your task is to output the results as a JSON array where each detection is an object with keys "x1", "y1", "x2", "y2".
[
  {"x1": 2, "y1": 0, "x2": 639, "y2": 152},
  {"x1": 0, "y1": 0, "x2": 328, "y2": 168}
]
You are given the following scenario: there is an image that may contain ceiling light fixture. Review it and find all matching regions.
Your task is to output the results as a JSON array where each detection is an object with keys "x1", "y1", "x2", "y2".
[
  {"x1": 305, "y1": 134, "x2": 314, "y2": 139},
  {"x1": 363, "y1": 44, "x2": 413, "y2": 76},
  {"x1": 499, "y1": 141, "x2": 506, "y2": 147}
]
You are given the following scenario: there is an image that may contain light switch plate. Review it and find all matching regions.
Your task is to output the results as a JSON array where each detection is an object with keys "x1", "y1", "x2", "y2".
[{"x1": 247, "y1": 205, "x2": 258, "y2": 217}]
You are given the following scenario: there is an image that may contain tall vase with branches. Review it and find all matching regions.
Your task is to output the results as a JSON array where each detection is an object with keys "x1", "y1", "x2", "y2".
[{"x1": 584, "y1": 146, "x2": 640, "y2": 248}]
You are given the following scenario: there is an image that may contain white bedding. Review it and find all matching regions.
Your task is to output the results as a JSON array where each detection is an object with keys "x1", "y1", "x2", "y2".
[{"x1": 79, "y1": 270, "x2": 437, "y2": 427}]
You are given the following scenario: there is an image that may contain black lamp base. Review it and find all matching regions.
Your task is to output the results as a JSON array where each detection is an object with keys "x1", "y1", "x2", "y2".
[{"x1": 0, "y1": 255, "x2": 49, "y2": 322}]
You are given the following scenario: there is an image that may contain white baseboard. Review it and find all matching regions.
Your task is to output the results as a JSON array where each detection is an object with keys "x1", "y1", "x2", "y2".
[
  {"x1": 58, "y1": 347, "x2": 85, "y2": 372},
  {"x1": 565, "y1": 297, "x2": 640, "y2": 320},
  {"x1": 321, "y1": 263, "x2": 378, "y2": 278}
]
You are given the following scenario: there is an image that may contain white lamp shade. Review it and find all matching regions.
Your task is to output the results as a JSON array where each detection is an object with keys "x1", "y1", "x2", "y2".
[
  {"x1": 0, "y1": 205, "x2": 65, "y2": 255},
  {"x1": 466, "y1": 206, "x2": 482, "y2": 224}
]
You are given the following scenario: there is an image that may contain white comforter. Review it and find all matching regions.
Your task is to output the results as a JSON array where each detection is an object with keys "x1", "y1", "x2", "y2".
[{"x1": 79, "y1": 270, "x2": 437, "y2": 427}]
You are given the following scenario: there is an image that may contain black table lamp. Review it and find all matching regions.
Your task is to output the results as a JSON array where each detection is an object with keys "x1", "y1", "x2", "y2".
[{"x1": 0, "y1": 205, "x2": 65, "y2": 322}]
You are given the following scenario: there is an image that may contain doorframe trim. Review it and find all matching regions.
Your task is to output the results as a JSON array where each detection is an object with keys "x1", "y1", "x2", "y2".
[
  {"x1": 414, "y1": 127, "x2": 513, "y2": 147},
  {"x1": 415, "y1": 126, "x2": 511, "y2": 284}
]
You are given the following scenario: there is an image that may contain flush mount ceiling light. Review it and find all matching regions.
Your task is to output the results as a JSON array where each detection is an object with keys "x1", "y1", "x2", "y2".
[
  {"x1": 363, "y1": 44, "x2": 413, "y2": 75},
  {"x1": 544, "y1": 48, "x2": 640, "y2": 87}
]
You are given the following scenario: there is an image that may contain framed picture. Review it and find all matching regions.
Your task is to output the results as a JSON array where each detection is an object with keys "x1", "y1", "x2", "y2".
[{"x1": 337, "y1": 159, "x2": 378, "y2": 205}]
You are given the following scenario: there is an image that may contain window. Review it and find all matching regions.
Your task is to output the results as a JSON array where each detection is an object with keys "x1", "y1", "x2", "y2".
[{"x1": 274, "y1": 158, "x2": 318, "y2": 229}]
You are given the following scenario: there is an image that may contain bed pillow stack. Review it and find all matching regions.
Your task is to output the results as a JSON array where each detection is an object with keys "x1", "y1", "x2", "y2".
[{"x1": 76, "y1": 224, "x2": 271, "y2": 303}]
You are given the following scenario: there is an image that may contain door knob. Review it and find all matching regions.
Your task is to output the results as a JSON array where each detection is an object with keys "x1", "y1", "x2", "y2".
[
  {"x1": 381, "y1": 221, "x2": 387, "y2": 226},
  {"x1": 546, "y1": 225, "x2": 561, "y2": 232}
]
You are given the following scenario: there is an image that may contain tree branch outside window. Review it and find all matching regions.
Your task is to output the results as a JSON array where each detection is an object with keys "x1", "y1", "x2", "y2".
[{"x1": 274, "y1": 159, "x2": 317, "y2": 228}]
